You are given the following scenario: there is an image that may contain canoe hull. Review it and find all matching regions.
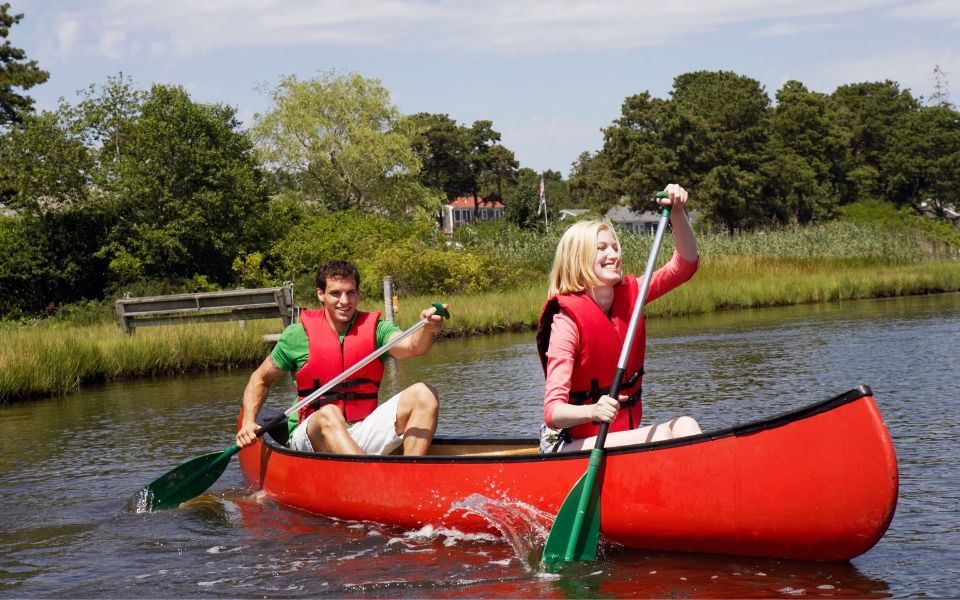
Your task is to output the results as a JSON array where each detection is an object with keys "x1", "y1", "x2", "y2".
[{"x1": 238, "y1": 386, "x2": 897, "y2": 561}]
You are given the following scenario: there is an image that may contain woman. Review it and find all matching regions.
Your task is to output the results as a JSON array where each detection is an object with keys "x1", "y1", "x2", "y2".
[{"x1": 536, "y1": 183, "x2": 701, "y2": 453}]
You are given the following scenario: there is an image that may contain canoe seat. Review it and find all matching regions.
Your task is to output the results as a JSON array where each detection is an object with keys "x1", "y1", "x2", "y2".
[{"x1": 256, "y1": 407, "x2": 290, "y2": 446}]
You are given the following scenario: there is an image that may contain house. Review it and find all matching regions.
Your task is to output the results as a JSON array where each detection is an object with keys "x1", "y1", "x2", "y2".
[
  {"x1": 917, "y1": 201, "x2": 960, "y2": 221},
  {"x1": 442, "y1": 196, "x2": 505, "y2": 233},
  {"x1": 604, "y1": 205, "x2": 661, "y2": 234}
]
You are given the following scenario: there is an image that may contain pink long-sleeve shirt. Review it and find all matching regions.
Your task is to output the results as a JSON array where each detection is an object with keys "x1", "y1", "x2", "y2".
[{"x1": 543, "y1": 250, "x2": 699, "y2": 429}]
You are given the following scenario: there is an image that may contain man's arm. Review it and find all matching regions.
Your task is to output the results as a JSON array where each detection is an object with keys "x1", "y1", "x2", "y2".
[
  {"x1": 236, "y1": 356, "x2": 288, "y2": 448},
  {"x1": 386, "y1": 304, "x2": 447, "y2": 360}
]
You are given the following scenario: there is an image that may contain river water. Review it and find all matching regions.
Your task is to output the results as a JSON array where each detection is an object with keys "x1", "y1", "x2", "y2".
[{"x1": 1, "y1": 293, "x2": 958, "y2": 598}]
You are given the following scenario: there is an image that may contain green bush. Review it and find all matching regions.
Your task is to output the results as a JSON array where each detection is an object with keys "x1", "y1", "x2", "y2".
[
  {"x1": 371, "y1": 240, "x2": 530, "y2": 296},
  {"x1": 268, "y1": 210, "x2": 438, "y2": 292}
]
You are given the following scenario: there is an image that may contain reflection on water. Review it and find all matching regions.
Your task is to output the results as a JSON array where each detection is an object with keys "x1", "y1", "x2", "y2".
[{"x1": 1, "y1": 293, "x2": 958, "y2": 597}]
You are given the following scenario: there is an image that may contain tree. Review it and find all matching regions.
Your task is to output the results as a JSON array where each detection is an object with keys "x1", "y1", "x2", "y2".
[
  {"x1": 66, "y1": 73, "x2": 145, "y2": 186},
  {"x1": 503, "y1": 168, "x2": 544, "y2": 228},
  {"x1": 253, "y1": 72, "x2": 441, "y2": 217},
  {"x1": 599, "y1": 71, "x2": 772, "y2": 231},
  {"x1": 891, "y1": 104, "x2": 960, "y2": 215},
  {"x1": 478, "y1": 143, "x2": 518, "y2": 201},
  {"x1": 831, "y1": 81, "x2": 919, "y2": 205},
  {"x1": 763, "y1": 81, "x2": 847, "y2": 224},
  {"x1": 601, "y1": 91, "x2": 676, "y2": 204},
  {"x1": 568, "y1": 151, "x2": 621, "y2": 213},
  {"x1": 409, "y1": 112, "x2": 472, "y2": 199},
  {"x1": 0, "y1": 110, "x2": 93, "y2": 214},
  {"x1": 464, "y1": 119, "x2": 501, "y2": 216},
  {"x1": 0, "y1": 3, "x2": 48, "y2": 127},
  {"x1": 100, "y1": 84, "x2": 267, "y2": 284}
]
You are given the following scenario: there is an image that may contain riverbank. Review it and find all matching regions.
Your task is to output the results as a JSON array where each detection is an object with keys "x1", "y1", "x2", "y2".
[{"x1": 2, "y1": 256, "x2": 960, "y2": 403}]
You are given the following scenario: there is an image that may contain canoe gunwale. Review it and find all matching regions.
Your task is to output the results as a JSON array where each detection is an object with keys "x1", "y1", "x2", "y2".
[{"x1": 252, "y1": 384, "x2": 875, "y2": 464}]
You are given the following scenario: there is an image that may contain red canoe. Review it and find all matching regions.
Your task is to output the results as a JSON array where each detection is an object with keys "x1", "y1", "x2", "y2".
[{"x1": 237, "y1": 385, "x2": 897, "y2": 561}]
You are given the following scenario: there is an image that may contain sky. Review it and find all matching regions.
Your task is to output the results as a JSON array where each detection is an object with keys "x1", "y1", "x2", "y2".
[{"x1": 11, "y1": 0, "x2": 960, "y2": 176}]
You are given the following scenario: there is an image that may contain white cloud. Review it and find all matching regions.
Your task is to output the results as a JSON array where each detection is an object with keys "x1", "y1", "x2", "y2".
[
  {"x1": 98, "y1": 30, "x2": 128, "y2": 60},
  {"x1": 803, "y1": 47, "x2": 959, "y2": 99},
  {"x1": 43, "y1": 0, "x2": 944, "y2": 59},
  {"x1": 884, "y1": 0, "x2": 960, "y2": 23},
  {"x1": 55, "y1": 19, "x2": 80, "y2": 52}
]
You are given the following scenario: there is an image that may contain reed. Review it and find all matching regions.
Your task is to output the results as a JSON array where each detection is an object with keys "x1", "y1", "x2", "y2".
[
  {"x1": 0, "y1": 321, "x2": 276, "y2": 401},
  {"x1": 3, "y1": 216, "x2": 960, "y2": 402}
]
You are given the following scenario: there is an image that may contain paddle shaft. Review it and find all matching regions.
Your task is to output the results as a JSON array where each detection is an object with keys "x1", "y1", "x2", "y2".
[
  {"x1": 247, "y1": 302, "x2": 449, "y2": 444},
  {"x1": 562, "y1": 199, "x2": 673, "y2": 561}
]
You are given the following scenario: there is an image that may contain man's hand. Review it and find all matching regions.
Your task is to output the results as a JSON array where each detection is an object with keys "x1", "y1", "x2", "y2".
[
  {"x1": 236, "y1": 421, "x2": 260, "y2": 448},
  {"x1": 422, "y1": 303, "x2": 447, "y2": 334}
]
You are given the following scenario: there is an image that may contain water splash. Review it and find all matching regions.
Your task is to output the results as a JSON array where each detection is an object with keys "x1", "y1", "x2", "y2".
[
  {"x1": 127, "y1": 487, "x2": 155, "y2": 514},
  {"x1": 448, "y1": 493, "x2": 556, "y2": 570}
]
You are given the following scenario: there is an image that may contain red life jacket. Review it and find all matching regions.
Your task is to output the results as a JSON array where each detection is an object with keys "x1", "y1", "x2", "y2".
[
  {"x1": 535, "y1": 275, "x2": 644, "y2": 439},
  {"x1": 295, "y1": 309, "x2": 383, "y2": 424}
]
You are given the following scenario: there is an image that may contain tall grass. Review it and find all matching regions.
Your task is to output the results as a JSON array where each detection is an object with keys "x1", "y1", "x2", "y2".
[
  {"x1": 3, "y1": 217, "x2": 959, "y2": 403},
  {"x1": 0, "y1": 321, "x2": 274, "y2": 401}
]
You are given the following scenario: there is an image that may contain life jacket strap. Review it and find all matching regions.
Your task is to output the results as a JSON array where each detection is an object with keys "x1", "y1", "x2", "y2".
[
  {"x1": 567, "y1": 368, "x2": 644, "y2": 405},
  {"x1": 297, "y1": 377, "x2": 380, "y2": 403}
]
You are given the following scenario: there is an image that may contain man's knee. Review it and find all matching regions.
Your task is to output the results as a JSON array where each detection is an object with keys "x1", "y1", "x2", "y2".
[
  {"x1": 311, "y1": 404, "x2": 346, "y2": 431},
  {"x1": 408, "y1": 382, "x2": 439, "y2": 409}
]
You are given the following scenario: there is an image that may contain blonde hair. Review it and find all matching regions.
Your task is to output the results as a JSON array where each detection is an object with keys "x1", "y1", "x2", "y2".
[{"x1": 547, "y1": 220, "x2": 621, "y2": 296}]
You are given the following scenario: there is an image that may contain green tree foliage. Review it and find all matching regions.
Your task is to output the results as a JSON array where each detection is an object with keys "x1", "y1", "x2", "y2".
[
  {"x1": 463, "y1": 119, "x2": 501, "y2": 210},
  {"x1": 568, "y1": 150, "x2": 620, "y2": 212},
  {"x1": 602, "y1": 91, "x2": 675, "y2": 203},
  {"x1": 0, "y1": 3, "x2": 48, "y2": 127},
  {"x1": 98, "y1": 84, "x2": 267, "y2": 285},
  {"x1": 0, "y1": 110, "x2": 92, "y2": 213},
  {"x1": 600, "y1": 71, "x2": 771, "y2": 232},
  {"x1": 409, "y1": 112, "x2": 472, "y2": 199},
  {"x1": 267, "y1": 209, "x2": 437, "y2": 296},
  {"x1": 0, "y1": 208, "x2": 110, "y2": 315},
  {"x1": 406, "y1": 112, "x2": 510, "y2": 214},
  {"x1": 763, "y1": 81, "x2": 847, "y2": 224},
  {"x1": 253, "y1": 72, "x2": 441, "y2": 217},
  {"x1": 831, "y1": 81, "x2": 919, "y2": 205},
  {"x1": 478, "y1": 143, "x2": 519, "y2": 201},
  {"x1": 894, "y1": 105, "x2": 960, "y2": 215},
  {"x1": 66, "y1": 74, "x2": 145, "y2": 186},
  {"x1": 503, "y1": 168, "x2": 544, "y2": 228}
]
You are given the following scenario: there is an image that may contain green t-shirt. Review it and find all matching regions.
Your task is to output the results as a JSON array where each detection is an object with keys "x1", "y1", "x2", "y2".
[{"x1": 271, "y1": 312, "x2": 402, "y2": 433}]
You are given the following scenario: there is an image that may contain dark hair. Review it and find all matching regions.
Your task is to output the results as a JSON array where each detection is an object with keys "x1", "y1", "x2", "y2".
[{"x1": 316, "y1": 260, "x2": 360, "y2": 291}]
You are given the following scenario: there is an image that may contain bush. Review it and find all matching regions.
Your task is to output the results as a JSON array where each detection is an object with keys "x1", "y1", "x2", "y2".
[
  {"x1": 371, "y1": 239, "x2": 530, "y2": 296},
  {"x1": 268, "y1": 210, "x2": 437, "y2": 290}
]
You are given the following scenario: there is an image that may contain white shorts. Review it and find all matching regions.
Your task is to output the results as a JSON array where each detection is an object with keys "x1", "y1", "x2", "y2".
[{"x1": 288, "y1": 392, "x2": 404, "y2": 455}]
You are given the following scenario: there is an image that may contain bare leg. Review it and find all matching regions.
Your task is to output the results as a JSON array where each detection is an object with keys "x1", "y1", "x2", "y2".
[
  {"x1": 395, "y1": 382, "x2": 439, "y2": 456},
  {"x1": 561, "y1": 415, "x2": 702, "y2": 452},
  {"x1": 307, "y1": 404, "x2": 362, "y2": 455},
  {"x1": 668, "y1": 416, "x2": 701, "y2": 438}
]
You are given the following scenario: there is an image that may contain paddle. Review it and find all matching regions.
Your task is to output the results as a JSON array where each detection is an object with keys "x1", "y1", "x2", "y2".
[
  {"x1": 542, "y1": 192, "x2": 673, "y2": 566},
  {"x1": 132, "y1": 302, "x2": 450, "y2": 512}
]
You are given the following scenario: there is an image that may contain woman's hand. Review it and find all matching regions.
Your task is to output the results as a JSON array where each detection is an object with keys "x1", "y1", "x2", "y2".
[
  {"x1": 588, "y1": 394, "x2": 627, "y2": 423},
  {"x1": 659, "y1": 183, "x2": 689, "y2": 210}
]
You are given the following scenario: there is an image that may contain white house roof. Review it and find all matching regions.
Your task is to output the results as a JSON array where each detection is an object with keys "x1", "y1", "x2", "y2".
[{"x1": 604, "y1": 205, "x2": 660, "y2": 224}]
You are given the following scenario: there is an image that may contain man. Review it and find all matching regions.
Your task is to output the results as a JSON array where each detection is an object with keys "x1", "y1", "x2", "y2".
[{"x1": 236, "y1": 260, "x2": 446, "y2": 456}]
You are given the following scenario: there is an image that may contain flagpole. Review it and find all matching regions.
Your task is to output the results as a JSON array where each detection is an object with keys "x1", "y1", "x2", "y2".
[{"x1": 539, "y1": 175, "x2": 548, "y2": 227}]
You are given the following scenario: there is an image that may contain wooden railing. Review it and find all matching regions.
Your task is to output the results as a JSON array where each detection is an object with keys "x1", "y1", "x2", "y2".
[{"x1": 115, "y1": 282, "x2": 296, "y2": 338}]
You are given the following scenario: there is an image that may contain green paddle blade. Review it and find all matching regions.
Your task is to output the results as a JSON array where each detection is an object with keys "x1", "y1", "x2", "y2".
[
  {"x1": 130, "y1": 445, "x2": 239, "y2": 512},
  {"x1": 542, "y1": 468, "x2": 602, "y2": 567}
]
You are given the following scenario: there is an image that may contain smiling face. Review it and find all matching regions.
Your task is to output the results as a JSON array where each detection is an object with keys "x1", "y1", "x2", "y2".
[
  {"x1": 592, "y1": 228, "x2": 622, "y2": 287},
  {"x1": 318, "y1": 275, "x2": 359, "y2": 333}
]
